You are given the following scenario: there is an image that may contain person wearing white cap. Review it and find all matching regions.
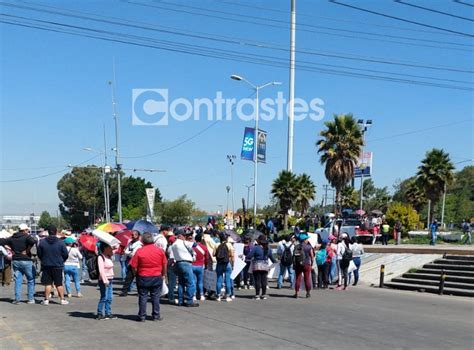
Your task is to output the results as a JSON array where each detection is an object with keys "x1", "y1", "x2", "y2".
[{"x1": 0, "y1": 224, "x2": 37, "y2": 304}]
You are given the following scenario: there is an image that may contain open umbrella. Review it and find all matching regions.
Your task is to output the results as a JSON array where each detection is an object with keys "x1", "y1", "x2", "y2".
[
  {"x1": 223, "y1": 229, "x2": 242, "y2": 243},
  {"x1": 371, "y1": 209, "x2": 383, "y2": 216},
  {"x1": 97, "y1": 222, "x2": 127, "y2": 233},
  {"x1": 79, "y1": 234, "x2": 98, "y2": 252},
  {"x1": 125, "y1": 220, "x2": 158, "y2": 234},
  {"x1": 115, "y1": 230, "x2": 133, "y2": 247},
  {"x1": 355, "y1": 209, "x2": 366, "y2": 216}
]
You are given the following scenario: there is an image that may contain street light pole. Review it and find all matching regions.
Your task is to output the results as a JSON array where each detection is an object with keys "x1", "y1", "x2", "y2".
[
  {"x1": 109, "y1": 65, "x2": 122, "y2": 223},
  {"x1": 227, "y1": 155, "x2": 236, "y2": 216},
  {"x1": 357, "y1": 119, "x2": 373, "y2": 213},
  {"x1": 230, "y1": 75, "x2": 281, "y2": 228},
  {"x1": 287, "y1": 0, "x2": 296, "y2": 173}
]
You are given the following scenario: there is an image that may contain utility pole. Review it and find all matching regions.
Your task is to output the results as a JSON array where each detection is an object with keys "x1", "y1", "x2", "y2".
[
  {"x1": 441, "y1": 182, "x2": 447, "y2": 229},
  {"x1": 109, "y1": 60, "x2": 122, "y2": 222},
  {"x1": 103, "y1": 125, "x2": 111, "y2": 222},
  {"x1": 227, "y1": 155, "x2": 236, "y2": 216},
  {"x1": 287, "y1": 0, "x2": 296, "y2": 172},
  {"x1": 357, "y1": 119, "x2": 373, "y2": 213}
]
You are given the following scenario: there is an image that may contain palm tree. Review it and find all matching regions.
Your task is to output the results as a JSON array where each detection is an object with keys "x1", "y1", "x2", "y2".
[
  {"x1": 317, "y1": 114, "x2": 364, "y2": 214},
  {"x1": 405, "y1": 179, "x2": 426, "y2": 212},
  {"x1": 340, "y1": 186, "x2": 358, "y2": 209},
  {"x1": 271, "y1": 170, "x2": 298, "y2": 230},
  {"x1": 295, "y1": 173, "x2": 316, "y2": 215},
  {"x1": 416, "y1": 148, "x2": 455, "y2": 221}
]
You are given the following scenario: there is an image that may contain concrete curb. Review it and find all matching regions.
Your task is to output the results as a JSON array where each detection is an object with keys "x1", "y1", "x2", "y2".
[{"x1": 364, "y1": 246, "x2": 474, "y2": 256}]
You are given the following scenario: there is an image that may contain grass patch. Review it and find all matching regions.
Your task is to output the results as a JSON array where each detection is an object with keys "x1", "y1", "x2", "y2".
[{"x1": 407, "y1": 268, "x2": 419, "y2": 273}]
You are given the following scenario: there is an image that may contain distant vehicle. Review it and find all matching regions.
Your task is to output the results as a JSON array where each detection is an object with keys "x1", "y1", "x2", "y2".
[{"x1": 315, "y1": 218, "x2": 380, "y2": 244}]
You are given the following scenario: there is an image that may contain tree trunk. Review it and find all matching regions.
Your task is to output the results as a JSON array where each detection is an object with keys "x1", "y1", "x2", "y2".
[
  {"x1": 284, "y1": 213, "x2": 288, "y2": 231},
  {"x1": 335, "y1": 187, "x2": 341, "y2": 216}
]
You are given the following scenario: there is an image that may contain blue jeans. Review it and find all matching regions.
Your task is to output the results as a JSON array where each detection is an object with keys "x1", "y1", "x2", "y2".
[
  {"x1": 216, "y1": 262, "x2": 232, "y2": 297},
  {"x1": 167, "y1": 265, "x2": 177, "y2": 302},
  {"x1": 277, "y1": 264, "x2": 295, "y2": 288},
  {"x1": 430, "y1": 232, "x2": 437, "y2": 245},
  {"x1": 119, "y1": 259, "x2": 127, "y2": 281},
  {"x1": 97, "y1": 280, "x2": 113, "y2": 316},
  {"x1": 64, "y1": 265, "x2": 81, "y2": 295},
  {"x1": 176, "y1": 262, "x2": 195, "y2": 305},
  {"x1": 329, "y1": 257, "x2": 337, "y2": 283},
  {"x1": 12, "y1": 260, "x2": 35, "y2": 302},
  {"x1": 192, "y1": 266, "x2": 204, "y2": 298},
  {"x1": 349, "y1": 257, "x2": 361, "y2": 285}
]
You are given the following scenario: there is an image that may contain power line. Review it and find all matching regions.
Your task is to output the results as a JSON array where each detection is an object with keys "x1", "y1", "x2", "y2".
[
  {"x1": 329, "y1": 0, "x2": 474, "y2": 37},
  {"x1": 3, "y1": 1, "x2": 472, "y2": 73},
  {"x1": 1, "y1": 14, "x2": 472, "y2": 91},
  {"x1": 220, "y1": 0, "x2": 467, "y2": 38},
  {"x1": 395, "y1": 0, "x2": 474, "y2": 22},
  {"x1": 454, "y1": 0, "x2": 474, "y2": 9},
  {"x1": 127, "y1": 0, "x2": 473, "y2": 48},
  {"x1": 0, "y1": 155, "x2": 99, "y2": 183}
]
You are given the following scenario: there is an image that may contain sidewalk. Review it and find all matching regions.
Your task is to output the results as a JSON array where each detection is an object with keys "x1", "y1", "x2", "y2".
[{"x1": 364, "y1": 244, "x2": 474, "y2": 256}]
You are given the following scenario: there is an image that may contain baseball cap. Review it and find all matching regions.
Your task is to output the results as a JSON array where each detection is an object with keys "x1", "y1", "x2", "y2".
[{"x1": 19, "y1": 224, "x2": 30, "y2": 231}]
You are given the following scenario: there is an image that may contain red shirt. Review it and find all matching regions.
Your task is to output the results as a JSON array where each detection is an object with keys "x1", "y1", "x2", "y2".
[
  {"x1": 130, "y1": 244, "x2": 167, "y2": 277},
  {"x1": 192, "y1": 242, "x2": 209, "y2": 267}
]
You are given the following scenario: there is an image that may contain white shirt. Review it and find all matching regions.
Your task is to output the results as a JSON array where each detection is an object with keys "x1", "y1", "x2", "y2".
[
  {"x1": 336, "y1": 242, "x2": 346, "y2": 260},
  {"x1": 125, "y1": 240, "x2": 143, "y2": 258},
  {"x1": 154, "y1": 234, "x2": 168, "y2": 251},
  {"x1": 350, "y1": 242, "x2": 364, "y2": 258},
  {"x1": 170, "y1": 239, "x2": 194, "y2": 262}
]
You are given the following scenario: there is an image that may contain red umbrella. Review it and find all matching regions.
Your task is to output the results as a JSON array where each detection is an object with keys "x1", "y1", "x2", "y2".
[
  {"x1": 79, "y1": 234, "x2": 98, "y2": 252},
  {"x1": 115, "y1": 230, "x2": 133, "y2": 247}
]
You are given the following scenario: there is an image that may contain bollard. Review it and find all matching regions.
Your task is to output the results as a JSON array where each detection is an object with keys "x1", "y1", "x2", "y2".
[
  {"x1": 379, "y1": 264, "x2": 385, "y2": 288},
  {"x1": 439, "y1": 270, "x2": 446, "y2": 295}
]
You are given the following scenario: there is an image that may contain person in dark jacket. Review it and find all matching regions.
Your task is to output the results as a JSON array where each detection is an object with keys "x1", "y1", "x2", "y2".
[
  {"x1": 0, "y1": 224, "x2": 37, "y2": 304},
  {"x1": 248, "y1": 235, "x2": 275, "y2": 300},
  {"x1": 37, "y1": 225, "x2": 69, "y2": 305}
]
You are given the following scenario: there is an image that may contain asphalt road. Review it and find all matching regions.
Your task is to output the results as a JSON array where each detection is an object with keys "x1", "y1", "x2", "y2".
[{"x1": 0, "y1": 277, "x2": 472, "y2": 350}]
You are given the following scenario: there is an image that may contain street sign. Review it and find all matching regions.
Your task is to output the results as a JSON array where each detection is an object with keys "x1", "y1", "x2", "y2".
[
  {"x1": 354, "y1": 151, "x2": 373, "y2": 177},
  {"x1": 240, "y1": 127, "x2": 267, "y2": 163},
  {"x1": 145, "y1": 188, "x2": 155, "y2": 221}
]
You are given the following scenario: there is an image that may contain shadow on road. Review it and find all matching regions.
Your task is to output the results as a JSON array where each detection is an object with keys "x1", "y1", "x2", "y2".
[{"x1": 67, "y1": 311, "x2": 97, "y2": 319}]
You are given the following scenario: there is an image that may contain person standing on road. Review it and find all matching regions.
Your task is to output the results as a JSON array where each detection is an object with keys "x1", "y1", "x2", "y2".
[
  {"x1": 276, "y1": 235, "x2": 295, "y2": 289},
  {"x1": 214, "y1": 232, "x2": 234, "y2": 302},
  {"x1": 96, "y1": 242, "x2": 117, "y2": 320},
  {"x1": 381, "y1": 221, "x2": 390, "y2": 245},
  {"x1": 120, "y1": 230, "x2": 142, "y2": 296},
  {"x1": 315, "y1": 242, "x2": 328, "y2": 289},
  {"x1": 430, "y1": 220, "x2": 438, "y2": 246},
  {"x1": 130, "y1": 232, "x2": 167, "y2": 322},
  {"x1": 462, "y1": 220, "x2": 471, "y2": 245},
  {"x1": 0, "y1": 224, "x2": 37, "y2": 303},
  {"x1": 171, "y1": 229, "x2": 199, "y2": 307},
  {"x1": 337, "y1": 234, "x2": 352, "y2": 291},
  {"x1": 249, "y1": 235, "x2": 275, "y2": 300},
  {"x1": 349, "y1": 236, "x2": 364, "y2": 286},
  {"x1": 394, "y1": 220, "x2": 402, "y2": 245},
  {"x1": 293, "y1": 233, "x2": 314, "y2": 298},
  {"x1": 192, "y1": 233, "x2": 210, "y2": 301},
  {"x1": 37, "y1": 225, "x2": 69, "y2": 305},
  {"x1": 166, "y1": 235, "x2": 178, "y2": 305},
  {"x1": 64, "y1": 237, "x2": 83, "y2": 298}
]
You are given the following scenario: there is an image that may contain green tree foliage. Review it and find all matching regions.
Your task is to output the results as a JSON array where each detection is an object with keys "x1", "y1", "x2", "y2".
[
  {"x1": 386, "y1": 202, "x2": 420, "y2": 236},
  {"x1": 317, "y1": 114, "x2": 364, "y2": 213},
  {"x1": 158, "y1": 195, "x2": 195, "y2": 225},
  {"x1": 38, "y1": 211, "x2": 54, "y2": 229},
  {"x1": 271, "y1": 171, "x2": 299, "y2": 230},
  {"x1": 416, "y1": 148, "x2": 454, "y2": 220},
  {"x1": 340, "y1": 186, "x2": 358, "y2": 209},
  {"x1": 295, "y1": 173, "x2": 316, "y2": 215}
]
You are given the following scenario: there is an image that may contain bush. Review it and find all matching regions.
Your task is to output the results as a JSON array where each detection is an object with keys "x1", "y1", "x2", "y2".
[{"x1": 386, "y1": 202, "x2": 420, "y2": 237}]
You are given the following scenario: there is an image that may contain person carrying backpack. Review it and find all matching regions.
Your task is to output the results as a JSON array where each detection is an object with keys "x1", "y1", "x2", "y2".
[
  {"x1": 276, "y1": 235, "x2": 295, "y2": 289},
  {"x1": 462, "y1": 220, "x2": 471, "y2": 245},
  {"x1": 337, "y1": 234, "x2": 352, "y2": 291},
  {"x1": 293, "y1": 233, "x2": 314, "y2": 298},
  {"x1": 316, "y1": 242, "x2": 328, "y2": 289},
  {"x1": 214, "y1": 232, "x2": 234, "y2": 302}
]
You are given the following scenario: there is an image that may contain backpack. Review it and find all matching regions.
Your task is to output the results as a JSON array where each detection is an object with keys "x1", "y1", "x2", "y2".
[
  {"x1": 342, "y1": 245, "x2": 353, "y2": 263},
  {"x1": 280, "y1": 244, "x2": 293, "y2": 267},
  {"x1": 215, "y1": 243, "x2": 229, "y2": 264},
  {"x1": 292, "y1": 244, "x2": 306, "y2": 268},
  {"x1": 86, "y1": 254, "x2": 103, "y2": 280},
  {"x1": 316, "y1": 249, "x2": 327, "y2": 266}
]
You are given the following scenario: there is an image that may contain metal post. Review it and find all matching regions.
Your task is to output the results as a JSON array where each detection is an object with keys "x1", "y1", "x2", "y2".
[
  {"x1": 253, "y1": 87, "x2": 259, "y2": 228},
  {"x1": 360, "y1": 172, "x2": 364, "y2": 212},
  {"x1": 441, "y1": 182, "x2": 446, "y2": 229},
  {"x1": 226, "y1": 185, "x2": 230, "y2": 214},
  {"x1": 231, "y1": 160, "x2": 235, "y2": 215},
  {"x1": 427, "y1": 200, "x2": 431, "y2": 229},
  {"x1": 287, "y1": 0, "x2": 296, "y2": 172},
  {"x1": 439, "y1": 270, "x2": 446, "y2": 295},
  {"x1": 110, "y1": 62, "x2": 122, "y2": 223},
  {"x1": 379, "y1": 264, "x2": 385, "y2": 288}
]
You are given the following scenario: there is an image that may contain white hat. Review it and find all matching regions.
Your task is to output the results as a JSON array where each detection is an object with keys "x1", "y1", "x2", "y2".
[{"x1": 19, "y1": 224, "x2": 30, "y2": 231}]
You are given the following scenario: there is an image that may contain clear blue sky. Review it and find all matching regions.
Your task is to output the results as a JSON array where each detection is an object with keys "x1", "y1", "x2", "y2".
[{"x1": 1, "y1": 0, "x2": 473, "y2": 215}]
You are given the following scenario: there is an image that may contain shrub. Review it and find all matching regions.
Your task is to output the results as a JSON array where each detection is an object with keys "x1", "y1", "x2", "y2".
[{"x1": 386, "y1": 202, "x2": 420, "y2": 237}]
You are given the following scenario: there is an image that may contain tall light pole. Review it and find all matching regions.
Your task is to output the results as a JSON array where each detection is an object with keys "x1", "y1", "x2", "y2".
[
  {"x1": 226, "y1": 185, "x2": 231, "y2": 215},
  {"x1": 357, "y1": 119, "x2": 373, "y2": 213},
  {"x1": 231, "y1": 75, "x2": 281, "y2": 228},
  {"x1": 287, "y1": 0, "x2": 296, "y2": 172},
  {"x1": 227, "y1": 155, "x2": 236, "y2": 216},
  {"x1": 109, "y1": 68, "x2": 122, "y2": 222}
]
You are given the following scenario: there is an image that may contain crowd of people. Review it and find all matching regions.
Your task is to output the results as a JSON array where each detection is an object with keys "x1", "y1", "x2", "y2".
[{"x1": 0, "y1": 222, "x2": 365, "y2": 322}]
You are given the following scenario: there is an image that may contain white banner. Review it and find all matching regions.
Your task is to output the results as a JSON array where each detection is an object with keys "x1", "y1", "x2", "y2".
[
  {"x1": 230, "y1": 257, "x2": 246, "y2": 280},
  {"x1": 145, "y1": 188, "x2": 155, "y2": 220}
]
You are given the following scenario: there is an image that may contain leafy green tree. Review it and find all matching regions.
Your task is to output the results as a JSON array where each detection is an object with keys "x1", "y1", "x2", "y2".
[
  {"x1": 317, "y1": 114, "x2": 364, "y2": 213},
  {"x1": 38, "y1": 211, "x2": 54, "y2": 229},
  {"x1": 362, "y1": 179, "x2": 376, "y2": 200},
  {"x1": 158, "y1": 195, "x2": 195, "y2": 225},
  {"x1": 271, "y1": 170, "x2": 299, "y2": 230},
  {"x1": 405, "y1": 179, "x2": 426, "y2": 212},
  {"x1": 416, "y1": 148, "x2": 454, "y2": 221},
  {"x1": 365, "y1": 186, "x2": 391, "y2": 212},
  {"x1": 295, "y1": 173, "x2": 316, "y2": 215},
  {"x1": 340, "y1": 186, "x2": 358, "y2": 209},
  {"x1": 386, "y1": 202, "x2": 420, "y2": 236}
]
